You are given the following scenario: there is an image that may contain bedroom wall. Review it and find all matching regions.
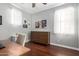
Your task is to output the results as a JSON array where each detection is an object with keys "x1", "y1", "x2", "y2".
[
  {"x1": 31, "y1": 3, "x2": 78, "y2": 49},
  {"x1": 31, "y1": 10, "x2": 51, "y2": 32},
  {"x1": 78, "y1": 4, "x2": 79, "y2": 48},
  {"x1": 0, "y1": 3, "x2": 31, "y2": 41},
  {"x1": 0, "y1": 3, "x2": 79, "y2": 49}
]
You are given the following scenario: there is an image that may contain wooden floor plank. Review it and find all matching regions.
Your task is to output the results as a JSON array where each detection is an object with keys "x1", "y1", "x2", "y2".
[{"x1": 24, "y1": 42, "x2": 79, "y2": 56}]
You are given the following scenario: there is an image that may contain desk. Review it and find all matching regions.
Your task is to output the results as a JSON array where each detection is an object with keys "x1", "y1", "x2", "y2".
[{"x1": 0, "y1": 40, "x2": 30, "y2": 56}]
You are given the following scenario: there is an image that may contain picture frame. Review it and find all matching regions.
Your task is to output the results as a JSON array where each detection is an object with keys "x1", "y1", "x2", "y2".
[
  {"x1": 23, "y1": 20, "x2": 28, "y2": 28},
  {"x1": 0, "y1": 16, "x2": 2, "y2": 25},
  {"x1": 41, "y1": 20, "x2": 47, "y2": 28},
  {"x1": 35, "y1": 22, "x2": 40, "y2": 28}
]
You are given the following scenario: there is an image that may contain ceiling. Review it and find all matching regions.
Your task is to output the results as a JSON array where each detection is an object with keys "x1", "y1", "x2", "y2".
[{"x1": 11, "y1": 3, "x2": 64, "y2": 14}]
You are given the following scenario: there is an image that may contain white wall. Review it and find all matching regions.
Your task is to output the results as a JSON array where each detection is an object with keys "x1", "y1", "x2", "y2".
[
  {"x1": 78, "y1": 4, "x2": 79, "y2": 48},
  {"x1": 0, "y1": 3, "x2": 79, "y2": 49},
  {"x1": 32, "y1": 3, "x2": 78, "y2": 48},
  {"x1": 31, "y1": 10, "x2": 51, "y2": 32},
  {"x1": 0, "y1": 3, "x2": 31, "y2": 41}
]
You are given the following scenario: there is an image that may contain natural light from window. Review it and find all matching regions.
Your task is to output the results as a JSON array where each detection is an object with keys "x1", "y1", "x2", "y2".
[
  {"x1": 54, "y1": 7, "x2": 75, "y2": 34},
  {"x1": 11, "y1": 8, "x2": 22, "y2": 26}
]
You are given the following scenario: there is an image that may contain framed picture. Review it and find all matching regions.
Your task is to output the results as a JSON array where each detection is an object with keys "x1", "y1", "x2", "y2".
[
  {"x1": 0, "y1": 16, "x2": 2, "y2": 25},
  {"x1": 23, "y1": 20, "x2": 28, "y2": 28},
  {"x1": 35, "y1": 22, "x2": 40, "y2": 28},
  {"x1": 41, "y1": 20, "x2": 47, "y2": 28}
]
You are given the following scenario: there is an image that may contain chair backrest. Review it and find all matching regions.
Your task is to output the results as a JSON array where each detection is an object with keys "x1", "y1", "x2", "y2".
[{"x1": 16, "y1": 34, "x2": 26, "y2": 46}]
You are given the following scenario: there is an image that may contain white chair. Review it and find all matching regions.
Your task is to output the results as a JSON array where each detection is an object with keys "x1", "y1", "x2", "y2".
[{"x1": 16, "y1": 33, "x2": 26, "y2": 47}]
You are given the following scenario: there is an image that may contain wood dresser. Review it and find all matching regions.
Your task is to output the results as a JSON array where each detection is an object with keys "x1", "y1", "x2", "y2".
[{"x1": 31, "y1": 31, "x2": 50, "y2": 45}]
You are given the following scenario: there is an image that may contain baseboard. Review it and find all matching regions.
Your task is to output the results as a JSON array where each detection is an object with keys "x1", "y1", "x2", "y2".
[{"x1": 50, "y1": 43, "x2": 79, "y2": 51}]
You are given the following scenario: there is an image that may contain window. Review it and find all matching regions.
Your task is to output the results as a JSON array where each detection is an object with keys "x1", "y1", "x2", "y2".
[
  {"x1": 54, "y1": 7, "x2": 75, "y2": 34},
  {"x1": 11, "y1": 8, "x2": 22, "y2": 26}
]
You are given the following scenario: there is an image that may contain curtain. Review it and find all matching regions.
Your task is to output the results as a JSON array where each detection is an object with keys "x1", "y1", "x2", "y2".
[
  {"x1": 11, "y1": 8, "x2": 22, "y2": 26},
  {"x1": 54, "y1": 7, "x2": 75, "y2": 34}
]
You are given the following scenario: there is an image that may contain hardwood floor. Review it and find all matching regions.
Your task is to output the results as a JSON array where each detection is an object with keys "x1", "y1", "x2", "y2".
[{"x1": 24, "y1": 42, "x2": 79, "y2": 56}]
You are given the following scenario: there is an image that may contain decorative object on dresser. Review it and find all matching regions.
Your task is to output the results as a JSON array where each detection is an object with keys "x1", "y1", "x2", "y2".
[{"x1": 31, "y1": 31, "x2": 50, "y2": 45}]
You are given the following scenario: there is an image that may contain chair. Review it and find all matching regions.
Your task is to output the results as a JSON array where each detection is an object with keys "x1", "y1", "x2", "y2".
[{"x1": 16, "y1": 33, "x2": 26, "y2": 47}]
